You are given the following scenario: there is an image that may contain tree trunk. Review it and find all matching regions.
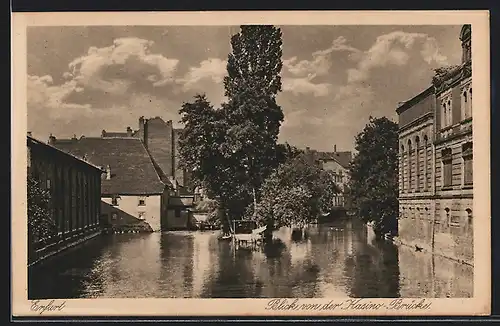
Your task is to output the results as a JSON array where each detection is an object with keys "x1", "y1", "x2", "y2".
[{"x1": 252, "y1": 186, "x2": 257, "y2": 218}]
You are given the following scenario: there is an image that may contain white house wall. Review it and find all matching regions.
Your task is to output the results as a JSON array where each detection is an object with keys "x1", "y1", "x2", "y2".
[{"x1": 102, "y1": 195, "x2": 162, "y2": 232}]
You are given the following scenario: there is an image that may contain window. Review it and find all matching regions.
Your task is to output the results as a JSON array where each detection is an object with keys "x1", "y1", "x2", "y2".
[
  {"x1": 442, "y1": 98, "x2": 453, "y2": 128},
  {"x1": 466, "y1": 209, "x2": 473, "y2": 224},
  {"x1": 443, "y1": 160, "x2": 452, "y2": 187},
  {"x1": 415, "y1": 137, "x2": 420, "y2": 191},
  {"x1": 464, "y1": 157, "x2": 473, "y2": 185},
  {"x1": 423, "y1": 136, "x2": 428, "y2": 190},
  {"x1": 442, "y1": 148, "x2": 452, "y2": 188},
  {"x1": 175, "y1": 208, "x2": 181, "y2": 218},
  {"x1": 447, "y1": 100, "x2": 452, "y2": 126},
  {"x1": 461, "y1": 85, "x2": 472, "y2": 120},
  {"x1": 400, "y1": 144, "x2": 405, "y2": 191},
  {"x1": 444, "y1": 208, "x2": 451, "y2": 225},
  {"x1": 448, "y1": 208, "x2": 460, "y2": 227},
  {"x1": 463, "y1": 142, "x2": 473, "y2": 185},
  {"x1": 469, "y1": 88, "x2": 472, "y2": 117},
  {"x1": 407, "y1": 140, "x2": 412, "y2": 191},
  {"x1": 138, "y1": 197, "x2": 146, "y2": 206},
  {"x1": 442, "y1": 103, "x2": 448, "y2": 128}
]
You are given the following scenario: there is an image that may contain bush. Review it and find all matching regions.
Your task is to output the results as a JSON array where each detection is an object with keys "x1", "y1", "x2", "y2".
[{"x1": 27, "y1": 175, "x2": 57, "y2": 242}]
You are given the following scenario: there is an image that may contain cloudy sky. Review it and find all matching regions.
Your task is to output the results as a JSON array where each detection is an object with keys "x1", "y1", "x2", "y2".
[{"x1": 27, "y1": 25, "x2": 462, "y2": 152}]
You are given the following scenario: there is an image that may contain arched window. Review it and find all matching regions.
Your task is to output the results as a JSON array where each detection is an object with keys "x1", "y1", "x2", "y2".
[
  {"x1": 447, "y1": 100, "x2": 452, "y2": 126},
  {"x1": 408, "y1": 139, "x2": 412, "y2": 191},
  {"x1": 469, "y1": 88, "x2": 473, "y2": 118},
  {"x1": 442, "y1": 102, "x2": 447, "y2": 128},
  {"x1": 401, "y1": 144, "x2": 405, "y2": 191},
  {"x1": 423, "y1": 135, "x2": 428, "y2": 190},
  {"x1": 444, "y1": 207, "x2": 450, "y2": 226},
  {"x1": 415, "y1": 136, "x2": 420, "y2": 191},
  {"x1": 466, "y1": 208, "x2": 472, "y2": 223}
]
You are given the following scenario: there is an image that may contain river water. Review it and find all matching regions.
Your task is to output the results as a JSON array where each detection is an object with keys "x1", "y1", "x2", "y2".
[{"x1": 29, "y1": 218, "x2": 473, "y2": 299}]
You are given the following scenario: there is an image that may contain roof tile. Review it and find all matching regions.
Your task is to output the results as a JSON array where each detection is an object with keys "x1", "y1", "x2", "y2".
[{"x1": 52, "y1": 137, "x2": 166, "y2": 195}]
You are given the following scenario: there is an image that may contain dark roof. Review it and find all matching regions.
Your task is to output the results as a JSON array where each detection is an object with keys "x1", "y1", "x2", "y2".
[
  {"x1": 52, "y1": 137, "x2": 166, "y2": 195},
  {"x1": 103, "y1": 132, "x2": 129, "y2": 138},
  {"x1": 315, "y1": 151, "x2": 352, "y2": 169},
  {"x1": 27, "y1": 136, "x2": 104, "y2": 172}
]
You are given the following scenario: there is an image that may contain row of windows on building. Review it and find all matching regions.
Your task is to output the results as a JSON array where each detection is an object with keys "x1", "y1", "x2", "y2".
[
  {"x1": 441, "y1": 142, "x2": 473, "y2": 188},
  {"x1": 400, "y1": 140, "x2": 473, "y2": 191},
  {"x1": 109, "y1": 195, "x2": 183, "y2": 219},
  {"x1": 441, "y1": 85, "x2": 472, "y2": 129},
  {"x1": 400, "y1": 207, "x2": 473, "y2": 227},
  {"x1": 400, "y1": 135, "x2": 430, "y2": 191},
  {"x1": 31, "y1": 164, "x2": 101, "y2": 239},
  {"x1": 110, "y1": 195, "x2": 146, "y2": 207}
]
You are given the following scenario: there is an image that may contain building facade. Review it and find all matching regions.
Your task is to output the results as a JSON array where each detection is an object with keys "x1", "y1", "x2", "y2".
[
  {"x1": 27, "y1": 135, "x2": 103, "y2": 266},
  {"x1": 51, "y1": 136, "x2": 170, "y2": 232},
  {"x1": 52, "y1": 116, "x2": 197, "y2": 231},
  {"x1": 396, "y1": 25, "x2": 473, "y2": 265},
  {"x1": 103, "y1": 116, "x2": 197, "y2": 229},
  {"x1": 306, "y1": 145, "x2": 352, "y2": 209}
]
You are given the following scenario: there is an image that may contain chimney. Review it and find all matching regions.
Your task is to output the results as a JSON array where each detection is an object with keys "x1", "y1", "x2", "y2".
[
  {"x1": 139, "y1": 116, "x2": 146, "y2": 144},
  {"x1": 48, "y1": 133, "x2": 56, "y2": 145},
  {"x1": 334, "y1": 144, "x2": 337, "y2": 153},
  {"x1": 101, "y1": 130, "x2": 106, "y2": 138},
  {"x1": 106, "y1": 165, "x2": 111, "y2": 180},
  {"x1": 126, "y1": 126, "x2": 133, "y2": 137},
  {"x1": 72, "y1": 134, "x2": 77, "y2": 140},
  {"x1": 27, "y1": 131, "x2": 32, "y2": 137}
]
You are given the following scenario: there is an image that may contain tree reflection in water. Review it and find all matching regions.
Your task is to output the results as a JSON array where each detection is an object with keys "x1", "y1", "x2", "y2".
[{"x1": 28, "y1": 220, "x2": 473, "y2": 299}]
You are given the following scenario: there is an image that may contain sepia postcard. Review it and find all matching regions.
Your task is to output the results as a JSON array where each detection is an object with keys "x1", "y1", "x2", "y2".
[{"x1": 11, "y1": 10, "x2": 491, "y2": 317}]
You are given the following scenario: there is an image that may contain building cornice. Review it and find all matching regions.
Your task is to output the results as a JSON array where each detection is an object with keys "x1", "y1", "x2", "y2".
[
  {"x1": 396, "y1": 86, "x2": 434, "y2": 115},
  {"x1": 432, "y1": 61, "x2": 472, "y2": 96},
  {"x1": 398, "y1": 111, "x2": 434, "y2": 134}
]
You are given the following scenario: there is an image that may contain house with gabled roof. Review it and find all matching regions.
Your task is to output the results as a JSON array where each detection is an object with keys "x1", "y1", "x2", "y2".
[{"x1": 51, "y1": 135, "x2": 170, "y2": 232}]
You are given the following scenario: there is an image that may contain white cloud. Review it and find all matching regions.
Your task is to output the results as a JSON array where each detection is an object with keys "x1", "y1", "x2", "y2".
[
  {"x1": 284, "y1": 36, "x2": 362, "y2": 78},
  {"x1": 282, "y1": 76, "x2": 331, "y2": 97},
  {"x1": 67, "y1": 37, "x2": 180, "y2": 93},
  {"x1": 347, "y1": 31, "x2": 448, "y2": 83},
  {"x1": 180, "y1": 58, "x2": 227, "y2": 91},
  {"x1": 28, "y1": 75, "x2": 92, "y2": 117}
]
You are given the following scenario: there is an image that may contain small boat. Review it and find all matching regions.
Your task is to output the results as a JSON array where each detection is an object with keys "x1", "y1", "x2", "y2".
[
  {"x1": 218, "y1": 233, "x2": 232, "y2": 241},
  {"x1": 231, "y1": 220, "x2": 266, "y2": 249}
]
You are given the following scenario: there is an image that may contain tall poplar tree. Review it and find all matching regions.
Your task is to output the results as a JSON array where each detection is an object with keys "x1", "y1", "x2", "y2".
[
  {"x1": 178, "y1": 25, "x2": 285, "y2": 231},
  {"x1": 222, "y1": 25, "x2": 285, "y2": 216}
]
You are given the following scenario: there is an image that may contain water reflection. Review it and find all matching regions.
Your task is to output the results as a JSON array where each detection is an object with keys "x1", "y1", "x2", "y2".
[{"x1": 29, "y1": 218, "x2": 473, "y2": 299}]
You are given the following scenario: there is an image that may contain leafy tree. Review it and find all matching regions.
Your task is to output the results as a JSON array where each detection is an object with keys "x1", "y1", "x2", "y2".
[
  {"x1": 254, "y1": 154, "x2": 339, "y2": 232},
  {"x1": 27, "y1": 175, "x2": 56, "y2": 243},
  {"x1": 347, "y1": 116, "x2": 399, "y2": 237},
  {"x1": 178, "y1": 25, "x2": 285, "y2": 230},
  {"x1": 177, "y1": 95, "x2": 250, "y2": 232}
]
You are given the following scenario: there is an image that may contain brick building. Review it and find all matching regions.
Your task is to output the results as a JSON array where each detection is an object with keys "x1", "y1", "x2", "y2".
[
  {"x1": 396, "y1": 25, "x2": 473, "y2": 265},
  {"x1": 27, "y1": 135, "x2": 103, "y2": 266}
]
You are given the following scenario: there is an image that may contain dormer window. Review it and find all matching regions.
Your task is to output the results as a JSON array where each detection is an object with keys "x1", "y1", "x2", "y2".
[{"x1": 138, "y1": 197, "x2": 146, "y2": 206}]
